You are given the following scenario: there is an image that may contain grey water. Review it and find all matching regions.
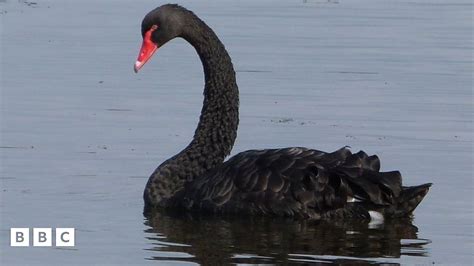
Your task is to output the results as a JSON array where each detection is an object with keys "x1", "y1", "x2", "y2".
[{"x1": 0, "y1": 0, "x2": 472, "y2": 265}]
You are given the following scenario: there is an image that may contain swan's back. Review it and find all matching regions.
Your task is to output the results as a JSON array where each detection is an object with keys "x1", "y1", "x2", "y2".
[{"x1": 169, "y1": 147, "x2": 431, "y2": 220}]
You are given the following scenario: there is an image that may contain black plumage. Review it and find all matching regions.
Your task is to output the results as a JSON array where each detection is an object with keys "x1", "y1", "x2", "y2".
[{"x1": 136, "y1": 4, "x2": 431, "y2": 220}]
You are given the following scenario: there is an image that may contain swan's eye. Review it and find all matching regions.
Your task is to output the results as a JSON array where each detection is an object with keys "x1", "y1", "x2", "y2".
[
  {"x1": 149, "y1": 24, "x2": 159, "y2": 40},
  {"x1": 144, "y1": 25, "x2": 159, "y2": 43}
]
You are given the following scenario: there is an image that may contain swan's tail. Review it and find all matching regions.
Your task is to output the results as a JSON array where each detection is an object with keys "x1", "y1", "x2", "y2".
[
  {"x1": 330, "y1": 148, "x2": 432, "y2": 218},
  {"x1": 392, "y1": 183, "x2": 432, "y2": 217}
]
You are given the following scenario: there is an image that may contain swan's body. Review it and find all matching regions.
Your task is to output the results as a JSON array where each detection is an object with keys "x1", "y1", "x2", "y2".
[{"x1": 135, "y1": 4, "x2": 431, "y2": 219}]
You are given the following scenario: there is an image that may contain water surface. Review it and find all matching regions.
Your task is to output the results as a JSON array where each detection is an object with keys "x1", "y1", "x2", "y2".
[{"x1": 1, "y1": 0, "x2": 472, "y2": 265}]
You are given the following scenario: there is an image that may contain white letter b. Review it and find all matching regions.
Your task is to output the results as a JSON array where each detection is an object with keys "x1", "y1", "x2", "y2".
[
  {"x1": 10, "y1": 228, "x2": 29, "y2": 247},
  {"x1": 33, "y1": 228, "x2": 52, "y2": 247}
]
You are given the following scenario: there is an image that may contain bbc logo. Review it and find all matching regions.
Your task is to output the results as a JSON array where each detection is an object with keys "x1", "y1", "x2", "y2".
[{"x1": 11, "y1": 228, "x2": 75, "y2": 247}]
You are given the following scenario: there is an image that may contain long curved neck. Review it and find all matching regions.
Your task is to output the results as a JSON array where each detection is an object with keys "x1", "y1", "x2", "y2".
[
  {"x1": 182, "y1": 16, "x2": 239, "y2": 162},
  {"x1": 144, "y1": 13, "x2": 239, "y2": 209}
]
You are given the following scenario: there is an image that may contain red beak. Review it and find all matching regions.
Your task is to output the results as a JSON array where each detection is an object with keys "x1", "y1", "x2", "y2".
[{"x1": 134, "y1": 26, "x2": 158, "y2": 73}]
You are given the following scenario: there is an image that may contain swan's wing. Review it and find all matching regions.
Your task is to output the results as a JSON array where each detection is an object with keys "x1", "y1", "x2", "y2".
[{"x1": 180, "y1": 147, "x2": 412, "y2": 218}]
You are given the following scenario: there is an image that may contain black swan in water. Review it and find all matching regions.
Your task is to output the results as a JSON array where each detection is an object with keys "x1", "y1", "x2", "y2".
[{"x1": 134, "y1": 4, "x2": 431, "y2": 220}]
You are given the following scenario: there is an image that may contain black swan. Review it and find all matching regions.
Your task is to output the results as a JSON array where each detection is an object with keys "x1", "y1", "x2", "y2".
[{"x1": 134, "y1": 4, "x2": 431, "y2": 220}]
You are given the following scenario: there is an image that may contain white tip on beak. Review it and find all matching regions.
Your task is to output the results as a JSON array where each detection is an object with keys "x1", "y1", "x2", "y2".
[{"x1": 134, "y1": 61, "x2": 143, "y2": 73}]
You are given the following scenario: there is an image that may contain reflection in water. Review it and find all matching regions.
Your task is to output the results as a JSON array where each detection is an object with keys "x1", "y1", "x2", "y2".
[{"x1": 144, "y1": 211, "x2": 430, "y2": 265}]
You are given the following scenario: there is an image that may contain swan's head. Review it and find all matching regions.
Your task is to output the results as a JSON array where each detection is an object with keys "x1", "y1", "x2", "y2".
[{"x1": 134, "y1": 4, "x2": 189, "y2": 73}]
